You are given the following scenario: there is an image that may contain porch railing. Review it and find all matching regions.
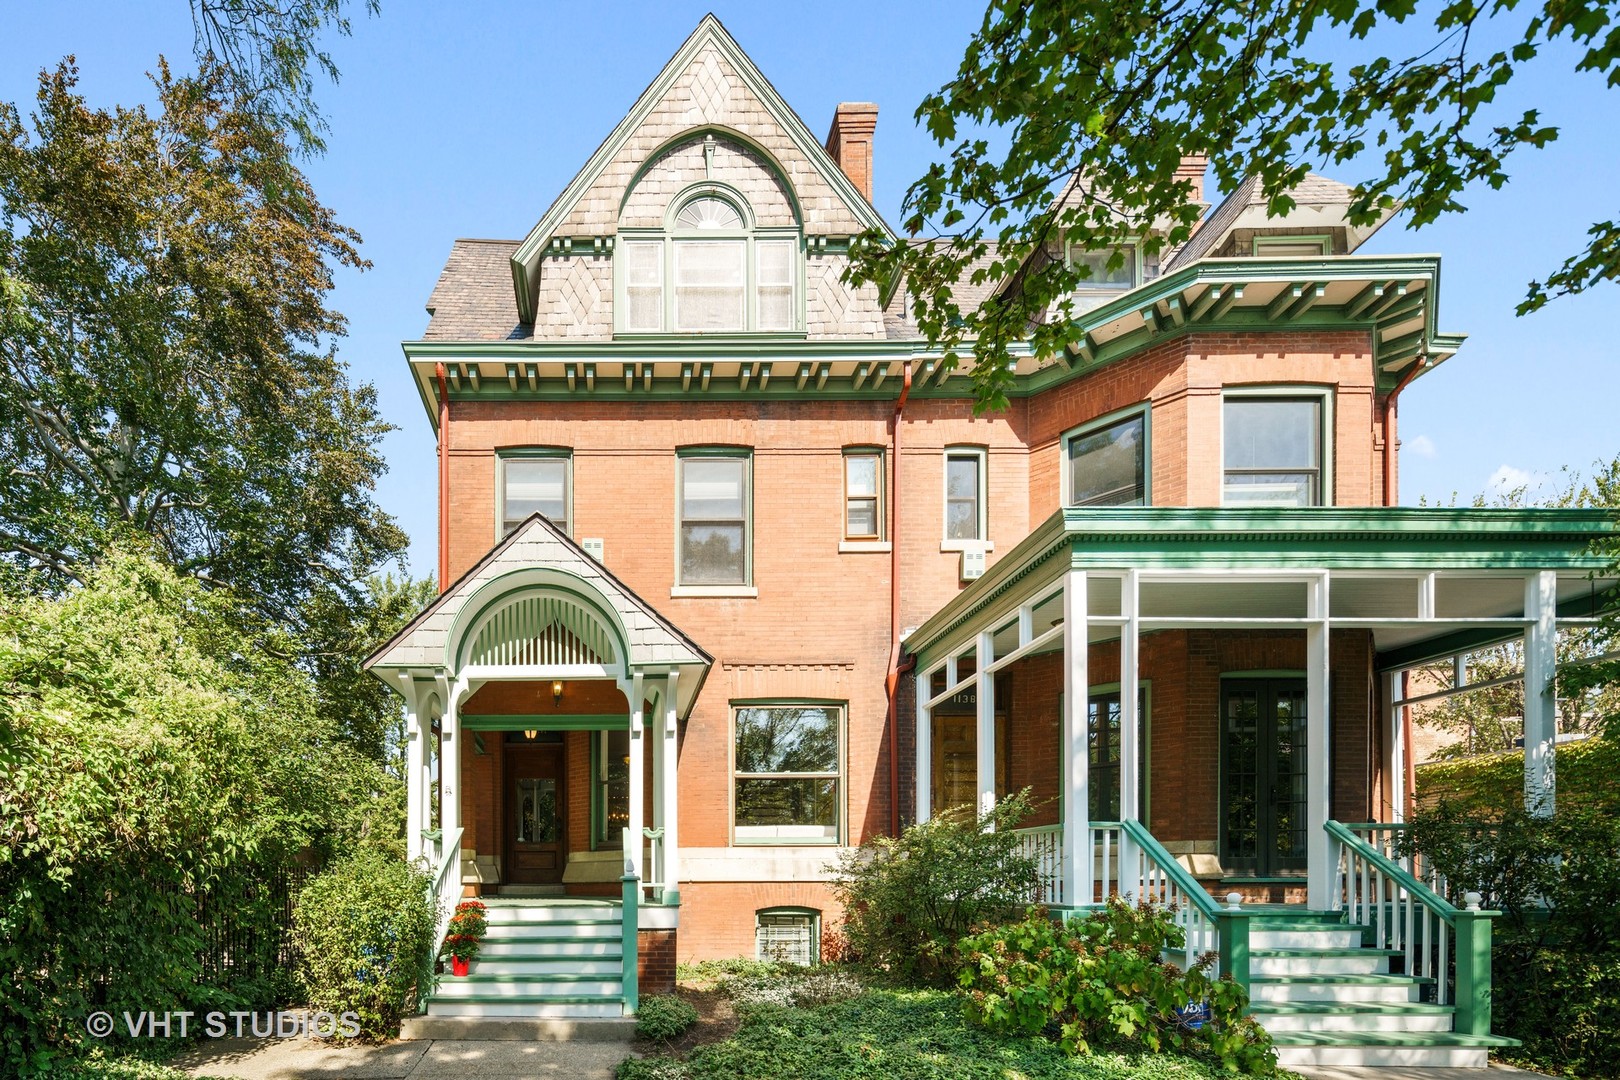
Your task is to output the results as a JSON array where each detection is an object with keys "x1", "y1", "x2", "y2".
[
  {"x1": 427, "y1": 825, "x2": 464, "y2": 961},
  {"x1": 642, "y1": 827, "x2": 666, "y2": 902},
  {"x1": 1013, "y1": 823, "x2": 1064, "y2": 904},
  {"x1": 1326, "y1": 819, "x2": 1496, "y2": 1035},
  {"x1": 1113, "y1": 819, "x2": 1251, "y2": 992}
]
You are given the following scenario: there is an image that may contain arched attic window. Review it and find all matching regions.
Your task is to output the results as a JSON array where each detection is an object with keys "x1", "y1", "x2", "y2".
[{"x1": 618, "y1": 188, "x2": 800, "y2": 334}]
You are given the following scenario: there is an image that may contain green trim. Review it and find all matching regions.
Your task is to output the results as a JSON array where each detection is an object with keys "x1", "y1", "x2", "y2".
[
  {"x1": 450, "y1": 573, "x2": 632, "y2": 675},
  {"x1": 1115, "y1": 819, "x2": 1251, "y2": 994},
  {"x1": 495, "y1": 448, "x2": 572, "y2": 545},
  {"x1": 1375, "y1": 585, "x2": 1620, "y2": 671},
  {"x1": 462, "y1": 713, "x2": 628, "y2": 731}
]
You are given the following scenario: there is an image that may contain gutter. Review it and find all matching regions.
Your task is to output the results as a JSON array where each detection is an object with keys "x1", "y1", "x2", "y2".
[
  {"x1": 884, "y1": 360, "x2": 914, "y2": 835},
  {"x1": 1383, "y1": 353, "x2": 1426, "y2": 817},
  {"x1": 437, "y1": 363, "x2": 450, "y2": 593}
]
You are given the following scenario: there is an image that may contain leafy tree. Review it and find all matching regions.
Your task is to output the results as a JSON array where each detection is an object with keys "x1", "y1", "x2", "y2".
[
  {"x1": 850, "y1": 0, "x2": 1620, "y2": 413},
  {"x1": 0, "y1": 59, "x2": 406, "y2": 631},
  {"x1": 186, "y1": 0, "x2": 380, "y2": 155}
]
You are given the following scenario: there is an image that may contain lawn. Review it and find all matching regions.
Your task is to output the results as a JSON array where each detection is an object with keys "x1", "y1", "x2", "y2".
[{"x1": 623, "y1": 986, "x2": 1272, "y2": 1080}]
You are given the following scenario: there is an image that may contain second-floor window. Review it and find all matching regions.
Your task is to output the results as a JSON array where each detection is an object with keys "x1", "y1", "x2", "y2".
[
  {"x1": 678, "y1": 452, "x2": 751, "y2": 585},
  {"x1": 944, "y1": 448, "x2": 987, "y2": 543},
  {"x1": 1223, "y1": 396, "x2": 1324, "y2": 507},
  {"x1": 1068, "y1": 240, "x2": 1139, "y2": 290},
  {"x1": 498, "y1": 451, "x2": 570, "y2": 537},
  {"x1": 844, "y1": 450, "x2": 884, "y2": 540},
  {"x1": 619, "y1": 193, "x2": 799, "y2": 334},
  {"x1": 1066, "y1": 410, "x2": 1147, "y2": 507}
]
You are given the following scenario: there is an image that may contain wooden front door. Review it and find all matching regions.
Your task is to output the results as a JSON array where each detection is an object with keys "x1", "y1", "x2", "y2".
[
  {"x1": 1220, "y1": 678, "x2": 1309, "y2": 877},
  {"x1": 504, "y1": 743, "x2": 565, "y2": 884}
]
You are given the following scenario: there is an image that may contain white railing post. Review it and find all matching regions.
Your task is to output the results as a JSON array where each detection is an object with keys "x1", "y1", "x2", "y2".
[
  {"x1": 915, "y1": 670, "x2": 932, "y2": 823},
  {"x1": 976, "y1": 631, "x2": 997, "y2": 822},
  {"x1": 661, "y1": 672, "x2": 681, "y2": 905},
  {"x1": 624, "y1": 672, "x2": 645, "y2": 881},
  {"x1": 1118, "y1": 570, "x2": 1140, "y2": 898},
  {"x1": 1305, "y1": 574, "x2": 1333, "y2": 910}
]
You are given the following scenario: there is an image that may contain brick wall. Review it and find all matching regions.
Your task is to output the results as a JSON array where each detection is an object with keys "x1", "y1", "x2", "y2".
[{"x1": 638, "y1": 929, "x2": 677, "y2": 996}]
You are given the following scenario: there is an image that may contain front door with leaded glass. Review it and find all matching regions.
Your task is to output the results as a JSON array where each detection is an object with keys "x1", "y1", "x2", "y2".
[
  {"x1": 504, "y1": 740, "x2": 565, "y2": 884},
  {"x1": 1220, "y1": 679, "x2": 1308, "y2": 877}
]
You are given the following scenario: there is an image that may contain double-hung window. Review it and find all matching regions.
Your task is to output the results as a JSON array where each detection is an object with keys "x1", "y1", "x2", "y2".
[
  {"x1": 1223, "y1": 395, "x2": 1326, "y2": 507},
  {"x1": 678, "y1": 452, "x2": 750, "y2": 585},
  {"x1": 497, "y1": 451, "x2": 570, "y2": 538},
  {"x1": 619, "y1": 191, "x2": 800, "y2": 334},
  {"x1": 944, "y1": 448, "x2": 986, "y2": 543},
  {"x1": 843, "y1": 450, "x2": 884, "y2": 540},
  {"x1": 1066, "y1": 409, "x2": 1147, "y2": 507},
  {"x1": 733, "y1": 704, "x2": 842, "y2": 843}
]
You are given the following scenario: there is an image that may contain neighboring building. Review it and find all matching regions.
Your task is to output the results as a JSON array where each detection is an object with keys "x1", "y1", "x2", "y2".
[{"x1": 368, "y1": 16, "x2": 1615, "y2": 1066}]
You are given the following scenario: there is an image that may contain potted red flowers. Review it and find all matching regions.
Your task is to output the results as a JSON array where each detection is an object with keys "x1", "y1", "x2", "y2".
[{"x1": 441, "y1": 900, "x2": 487, "y2": 977}]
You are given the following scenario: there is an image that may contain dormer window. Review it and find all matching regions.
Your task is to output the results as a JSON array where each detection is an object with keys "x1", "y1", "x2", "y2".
[
  {"x1": 617, "y1": 189, "x2": 801, "y2": 335},
  {"x1": 1067, "y1": 240, "x2": 1139, "y2": 290}
]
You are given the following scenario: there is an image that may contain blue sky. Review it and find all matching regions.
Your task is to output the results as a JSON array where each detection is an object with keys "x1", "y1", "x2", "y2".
[{"x1": 5, "y1": 1, "x2": 1617, "y2": 579}]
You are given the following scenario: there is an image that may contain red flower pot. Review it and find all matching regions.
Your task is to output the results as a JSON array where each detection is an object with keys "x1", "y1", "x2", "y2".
[{"x1": 451, "y1": 956, "x2": 469, "y2": 977}]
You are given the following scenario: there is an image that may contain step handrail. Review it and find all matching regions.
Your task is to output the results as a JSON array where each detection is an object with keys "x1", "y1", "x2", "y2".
[
  {"x1": 1110, "y1": 819, "x2": 1251, "y2": 993},
  {"x1": 1327, "y1": 819, "x2": 1497, "y2": 1036}
]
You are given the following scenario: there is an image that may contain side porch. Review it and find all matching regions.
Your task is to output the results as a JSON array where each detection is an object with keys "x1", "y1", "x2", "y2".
[{"x1": 904, "y1": 506, "x2": 1615, "y2": 1067}]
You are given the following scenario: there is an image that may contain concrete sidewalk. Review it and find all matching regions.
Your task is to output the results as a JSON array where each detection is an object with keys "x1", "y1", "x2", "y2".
[
  {"x1": 1295, "y1": 1065, "x2": 1549, "y2": 1080},
  {"x1": 172, "y1": 1037, "x2": 632, "y2": 1079}
]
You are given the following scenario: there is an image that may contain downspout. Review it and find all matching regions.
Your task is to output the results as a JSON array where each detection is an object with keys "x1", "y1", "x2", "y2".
[
  {"x1": 436, "y1": 363, "x2": 450, "y2": 594},
  {"x1": 1382, "y1": 355, "x2": 1426, "y2": 816},
  {"x1": 884, "y1": 360, "x2": 915, "y2": 835}
]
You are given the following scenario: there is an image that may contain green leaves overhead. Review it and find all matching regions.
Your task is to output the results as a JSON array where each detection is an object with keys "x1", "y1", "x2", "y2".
[{"x1": 850, "y1": 0, "x2": 1620, "y2": 414}]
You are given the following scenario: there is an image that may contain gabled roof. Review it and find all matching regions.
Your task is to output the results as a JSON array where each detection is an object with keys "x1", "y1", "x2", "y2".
[
  {"x1": 509, "y1": 14, "x2": 895, "y2": 323},
  {"x1": 365, "y1": 513, "x2": 712, "y2": 676},
  {"x1": 424, "y1": 239, "x2": 528, "y2": 341},
  {"x1": 1167, "y1": 173, "x2": 1392, "y2": 270}
]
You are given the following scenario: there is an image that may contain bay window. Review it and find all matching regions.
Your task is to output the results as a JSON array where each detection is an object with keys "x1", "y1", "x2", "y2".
[{"x1": 1066, "y1": 409, "x2": 1147, "y2": 507}]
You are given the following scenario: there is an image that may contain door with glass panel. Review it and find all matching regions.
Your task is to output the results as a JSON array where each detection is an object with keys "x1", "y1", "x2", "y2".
[
  {"x1": 504, "y1": 737, "x2": 565, "y2": 884},
  {"x1": 1220, "y1": 679, "x2": 1308, "y2": 877}
]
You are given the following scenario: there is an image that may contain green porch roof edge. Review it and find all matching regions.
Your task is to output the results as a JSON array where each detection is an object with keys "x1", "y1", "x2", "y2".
[
  {"x1": 508, "y1": 14, "x2": 894, "y2": 323},
  {"x1": 905, "y1": 506, "x2": 1618, "y2": 662}
]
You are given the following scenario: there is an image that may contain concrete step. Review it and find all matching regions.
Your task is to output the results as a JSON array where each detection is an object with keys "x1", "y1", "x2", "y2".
[
  {"x1": 1250, "y1": 1001, "x2": 1454, "y2": 1033},
  {"x1": 1250, "y1": 973, "x2": 1428, "y2": 1004},
  {"x1": 1271, "y1": 1030, "x2": 1515, "y2": 1069},
  {"x1": 424, "y1": 996, "x2": 625, "y2": 1019},
  {"x1": 1250, "y1": 948, "x2": 1395, "y2": 976},
  {"x1": 434, "y1": 974, "x2": 623, "y2": 998},
  {"x1": 400, "y1": 1016, "x2": 636, "y2": 1042},
  {"x1": 472, "y1": 956, "x2": 623, "y2": 977}
]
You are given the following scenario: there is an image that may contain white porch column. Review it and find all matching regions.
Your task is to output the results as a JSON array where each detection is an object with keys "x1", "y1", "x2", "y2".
[
  {"x1": 975, "y1": 631, "x2": 997, "y2": 821},
  {"x1": 1118, "y1": 570, "x2": 1141, "y2": 895},
  {"x1": 439, "y1": 677, "x2": 464, "y2": 853},
  {"x1": 1061, "y1": 569, "x2": 1092, "y2": 906},
  {"x1": 402, "y1": 677, "x2": 425, "y2": 863},
  {"x1": 1305, "y1": 575, "x2": 1334, "y2": 910},
  {"x1": 1524, "y1": 570, "x2": 1559, "y2": 817},
  {"x1": 915, "y1": 669, "x2": 933, "y2": 824},
  {"x1": 660, "y1": 671, "x2": 681, "y2": 904},
  {"x1": 1381, "y1": 670, "x2": 1407, "y2": 824},
  {"x1": 624, "y1": 672, "x2": 646, "y2": 880}
]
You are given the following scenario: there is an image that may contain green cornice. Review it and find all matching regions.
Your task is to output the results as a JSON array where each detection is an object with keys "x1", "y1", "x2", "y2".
[
  {"x1": 905, "y1": 507, "x2": 1617, "y2": 663},
  {"x1": 509, "y1": 14, "x2": 894, "y2": 323}
]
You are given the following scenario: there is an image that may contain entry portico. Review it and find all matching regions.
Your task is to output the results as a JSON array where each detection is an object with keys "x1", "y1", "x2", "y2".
[{"x1": 365, "y1": 513, "x2": 712, "y2": 904}]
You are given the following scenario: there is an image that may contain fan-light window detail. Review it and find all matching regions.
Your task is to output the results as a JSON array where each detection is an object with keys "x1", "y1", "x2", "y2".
[{"x1": 675, "y1": 196, "x2": 743, "y2": 230}]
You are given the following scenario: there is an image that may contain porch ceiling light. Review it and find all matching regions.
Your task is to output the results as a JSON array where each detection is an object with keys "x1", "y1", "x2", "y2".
[
  {"x1": 524, "y1": 729, "x2": 537, "y2": 740},
  {"x1": 552, "y1": 680, "x2": 564, "y2": 707}
]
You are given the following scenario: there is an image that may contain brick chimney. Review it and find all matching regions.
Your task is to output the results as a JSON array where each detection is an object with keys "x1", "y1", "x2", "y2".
[
  {"x1": 1175, "y1": 153, "x2": 1210, "y2": 206},
  {"x1": 825, "y1": 103, "x2": 879, "y2": 203}
]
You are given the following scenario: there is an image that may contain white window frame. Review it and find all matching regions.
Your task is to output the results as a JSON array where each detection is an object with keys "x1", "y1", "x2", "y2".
[
  {"x1": 1061, "y1": 404, "x2": 1151, "y2": 508},
  {"x1": 673, "y1": 449, "x2": 755, "y2": 597},
  {"x1": 730, "y1": 702, "x2": 845, "y2": 846},
  {"x1": 941, "y1": 446, "x2": 990, "y2": 552},
  {"x1": 1219, "y1": 387, "x2": 1334, "y2": 508},
  {"x1": 614, "y1": 184, "x2": 803, "y2": 336},
  {"x1": 1065, "y1": 236, "x2": 1142, "y2": 290},
  {"x1": 495, "y1": 449, "x2": 572, "y2": 540},
  {"x1": 1252, "y1": 234, "x2": 1332, "y2": 257}
]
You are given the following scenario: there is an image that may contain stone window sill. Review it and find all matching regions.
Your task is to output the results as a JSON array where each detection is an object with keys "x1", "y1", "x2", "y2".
[{"x1": 838, "y1": 540, "x2": 891, "y2": 553}]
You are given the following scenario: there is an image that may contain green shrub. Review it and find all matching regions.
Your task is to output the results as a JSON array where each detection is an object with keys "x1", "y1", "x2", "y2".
[
  {"x1": 635, "y1": 994, "x2": 700, "y2": 1042},
  {"x1": 957, "y1": 900, "x2": 1276, "y2": 1074},
  {"x1": 830, "y1": 791, "x2": 1039, "y2": 986},
  {"x1": 1405, "y1": 802, "x2": 1620, "y2": 1077},
  {"x1": 626, "y1": 989, "x2": 1255, "y2": 1080},
  {"x1": 1416, "y1": 734, "x2": 1620, "y2": 815},
  {"x1": 291, "y1": 849, "x2": 437, "y2": 1038}
]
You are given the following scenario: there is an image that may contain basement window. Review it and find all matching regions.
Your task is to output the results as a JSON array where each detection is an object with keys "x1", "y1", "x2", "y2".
[{"x1": 755, "y1": 908, "x2": 819, "y2": 966}]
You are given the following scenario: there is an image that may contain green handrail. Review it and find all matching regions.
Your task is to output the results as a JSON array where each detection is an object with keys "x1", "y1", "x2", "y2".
[
  {"x1": 1327, "y1": 819, "x2": 1497, "y2": 1037},
  {"x1": 1112, "y1": 819, "x2": 1252, "y2": 995}
]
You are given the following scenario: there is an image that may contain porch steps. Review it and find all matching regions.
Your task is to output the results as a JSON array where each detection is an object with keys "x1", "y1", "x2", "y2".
[
  {"x1": 1242, "y1": 912, "x2": 1517, "y2": 1068},
  {"x1": 421, "y1": 901, "x2": 633, "y2": 1022}
]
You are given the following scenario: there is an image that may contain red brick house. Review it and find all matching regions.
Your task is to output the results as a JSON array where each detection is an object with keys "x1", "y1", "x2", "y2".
[{"x1": 367, "y1": 15, "x2": 1614, "y2": 1065}]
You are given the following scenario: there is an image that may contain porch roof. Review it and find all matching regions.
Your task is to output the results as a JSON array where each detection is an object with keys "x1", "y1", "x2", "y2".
[
  {"x1": 365, "y1": 514, "x2": 712, "y2": 705},
  {"x1": 905, "y1": 506, "x2": 1618, "y2": 672}
]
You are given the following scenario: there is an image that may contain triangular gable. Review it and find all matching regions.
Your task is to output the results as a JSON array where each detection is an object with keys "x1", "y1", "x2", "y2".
[
  {"x1": 510, "y1": 14, "x2": 894, "y2": 322},
  {"x1": 366, "y1": 513, "x2": 711, "y2": 674}
]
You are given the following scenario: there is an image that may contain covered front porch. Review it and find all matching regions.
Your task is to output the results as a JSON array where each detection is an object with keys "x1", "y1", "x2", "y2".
[{"x1": 905, "y1": 507, "x2": 1613, "y2": 1062}]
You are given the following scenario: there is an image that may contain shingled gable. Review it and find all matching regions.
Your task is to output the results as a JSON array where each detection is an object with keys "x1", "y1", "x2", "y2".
[
  {"x1": 365, "y1": 512, "x2": 712, "y2": 678},
  {"x1": 508, "y1": 13, "x2": 895, "y2": 323}
]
